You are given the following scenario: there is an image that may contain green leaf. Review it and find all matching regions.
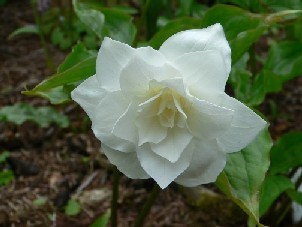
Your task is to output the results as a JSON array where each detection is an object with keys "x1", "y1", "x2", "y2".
[
  {"x1": 263, "y1": 0, "x2": 302, "y2": 11},
  {"x1": 264, "y1": 41, "x2": 302, "y2": 81},
  {"x1": 65, "y1": 199, "x2": 81, "y2": 216},
  {"x1": 23, "y1": 43, "x2": 96, "y2": 103},
  {"x1": 201, "y1": 4, "x2": 267, "y2": 64},
  {"x1": 90, "y1": 210, "x2": 111, "y2": 227},
  {"x1": 33, "y1": 197, "x2": 48, "y2": 206},
  {"x1": 0, "y1": 103, "x2": 69, "y2": 128},
  {"x1": 270, "y1": 132, "x2": 302, "y2": 175},
  {"x1": 149, "y1": 17, "x2": 201, "y2": 49},
  {"x1": 217, "y1": 0, "x2": 261, "y2": 12},
  {"x1": 0, "y1": 151, "x2": 10, "y2": 163},
  {"x1": 73, "y1": 0, "x2": 105, "y2": 39},
  {"x1": 216, "y1": 128, "x2": 272, "y2": 226},
  {"x1": 8, "y1": 25, "x2": 39, "y2": 40},
  {"x1": 0, "y1": 170, "x2": 14, "y2": 185},
  {"x1": 259, "y1": 175, "x2": 294, "y2": 216},
  {"x1": 144, "y1": 0, "x2": 163, "y2": 38},
  {"x1": 75, "y1": 1, "x2": 137, "y2": 44},
  {"x1": 287, "y1": 189, "x2": 302, "y2": 205}
]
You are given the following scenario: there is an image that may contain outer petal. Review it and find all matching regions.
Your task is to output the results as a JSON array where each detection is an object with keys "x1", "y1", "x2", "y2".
[
  {"x1": 71, "y1": 75, "x2": 106, "y2": 119},
  {"x1": 112, "y1": 102, "x2": 138, "y2": 144},
  {"x1": 186, "y1": 95, "x2": 234, "y2": 139},
  {"x1": 150, "y1": 128, "x2": 192, "y2": 163},
  {"x1": 120, "y1": 54, "x2": 181, "y2": 97},
  {"x1": 102, "y1": 145, "x2": 149, "y2": 179},
  {"x1": 216, "y1": 95, "x2": 267, "y2": 153},
  {"x1": 92, "y1": 91, "x2": 135, "y2": 152},
  {"x1": 96, "y1": 37, "x2": 136, "y2": 91},
  {"x1": 137, "y1": 142, "x2": 194, "y2": 189},
  {"x1": 159, "y1": 23, "x2": 231, "y2": 75},
  {"x1": 175, "y1": 139, "x2": 226, "y2": 187},
  {"x1": 174, "y1": 50, "x2": 228, "y2": 94}
]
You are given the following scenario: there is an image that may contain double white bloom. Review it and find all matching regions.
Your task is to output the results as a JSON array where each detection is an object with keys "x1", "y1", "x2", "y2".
[{"x1": 72, "y1": 23, "x2": 266, "y2": 189}]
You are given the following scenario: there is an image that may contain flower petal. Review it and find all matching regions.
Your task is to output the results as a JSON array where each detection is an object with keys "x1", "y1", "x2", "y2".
[
  {"x1": 159, "y1": 23, "x2": 231, "y2": 74},
  {"x1": 174, "y1": 50, "x2": 228, "y2": 94},
  {"x1": 96, "y1": 37, "x2": 136, "y2": 91},
  {"x1": 186, "y1": 95, "x2": 234, "y2": 139},
  {"x1": 112, "y1": 102, "x2": 139, "y2": 144},
  {"x1": 150, "y1": 128, "x2": 192, "y2": 163},
  {"x1": 136, "y1": 116, "x2": 167, "y2": 145},
  {"x1": 102, "y1": 145, "x2": 149, "y2": 179},
  {"x1": 71, "y1": 75, "x2": 106, "y2": 119},
  {"x1": 175, "y1": 139, "x2": 226, "y2": 187},
  {"x1": 137, "y1": 142, "x2": 194, "y2": 189},
  {"x1": 92, "y1": 91, "x2": 134, "y2": 152},
  {"x1": 216, "y1": 95, "x2": 267, "y2": 153}
]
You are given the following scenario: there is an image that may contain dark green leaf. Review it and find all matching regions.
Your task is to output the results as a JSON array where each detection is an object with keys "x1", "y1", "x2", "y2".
[
  {"x1": 201, "y1": 4, "x2": 267, "y2": 64},
  {"x1": 0, "y1": 170, "x2": 14, "y2": 186},
  {"x1": 149, "y1": 17, "x2": 201, "y2": 49},
  {"x1": 144, "y1": 0, "x2": 163, "y2": 38},
  {"x1": 263, "y1": 0, "x2": 302, "y2": 11},
  {"x1": 259, "y1": 175, "x2": 294, "y2": 216},
  {"x1": 65, "y1": 199, "x2": 81, "y2": 216},
  {"x1": 287, "y1": 189, "x2": 302, "y2": 205},
  {"x1": 270, "y1": 132, "x2": 302, "y2": 175},
  {"x1": 264, "y1": 41, "x2": 302, "y2": 81},
  {"x1": 90, "y1": 210, "x2": 111, "y2": 227},
  {"x1": 216, "y1": 128, "x2": 272, "y2": 226},
  {"x1": 0, "y1": 103, "x2": 69, "y2": 128}
]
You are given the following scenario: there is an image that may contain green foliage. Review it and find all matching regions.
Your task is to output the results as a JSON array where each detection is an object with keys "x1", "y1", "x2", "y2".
[
  {"x1": 259, "y1": 175, "x2": 294, "y2": 216},
  {"x1": 270, "y1": 132, "x2": 302, "y2": 175},
  {"x1": 24, "y1": 43, "x2": 96, "y2": 104},
  {"x1": 0, "y1": 103, "x2": 69, "y2": 128},
  {"x1": 65, "y1": 199, "x2": 81, "y2": 216},
  {"x1": 8, "y1": 25, "x2": 40, "y2": 40},
  {"x1": 33, "y1": 197, "x2": 48, "y2": 207},
  {"x1": 0, "y1": 170, "x2": 14, "y2": 186},
  {"x1": 0, "y1": 151, "x2": 10, "y2": 163},
  {"x1": 90, "y1": 210, "x2": 111, "y2": 227},
  {"x1": 216, "y1": 128, "x2": 272, "y2": 226}
]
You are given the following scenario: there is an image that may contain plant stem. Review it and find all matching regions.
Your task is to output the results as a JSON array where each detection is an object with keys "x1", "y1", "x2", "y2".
[
  {"x1": 31, "y1": 0, "x2": 55, "y2": 72},
  {"x1": 111, "y1": 166, "x2": 120, "y2": 227},
  {"x1": 133, "y1": 183, "x2": 161, "y2": 227}
]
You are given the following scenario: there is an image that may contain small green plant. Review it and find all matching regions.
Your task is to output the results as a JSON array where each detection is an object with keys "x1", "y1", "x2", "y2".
[
  {"x1": 0, "y1": 151, "x2": 14, "y2": 186},
  {"x1": 65, "y1": 199, "x2": 81, "y2": 216}
]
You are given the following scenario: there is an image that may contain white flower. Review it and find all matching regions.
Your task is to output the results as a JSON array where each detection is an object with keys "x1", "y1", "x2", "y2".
[{"x1": 71, "y1": 23, "x2": 266, "y2": 189}]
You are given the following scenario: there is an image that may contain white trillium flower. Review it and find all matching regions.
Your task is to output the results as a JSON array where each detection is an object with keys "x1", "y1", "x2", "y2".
[{"x1": 71, "y1": 23, "x2": 267, "y2": 189}]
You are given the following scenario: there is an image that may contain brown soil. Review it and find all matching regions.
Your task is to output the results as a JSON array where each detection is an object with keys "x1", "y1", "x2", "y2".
[{"x1": 0, "y1": 1, "x2": 302, "y2": 227}]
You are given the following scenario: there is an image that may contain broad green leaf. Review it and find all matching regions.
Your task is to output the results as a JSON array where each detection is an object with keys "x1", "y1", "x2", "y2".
[
  {"x1": 216, "y1": 128, "x2": 272, "y2": 226},
  {"x1": 77, "y1": 1, "x2": 136, "y2": 44},
  {"x1": 73, "y1": 0, "x2": 105, "y2": 39},
  {"x1": 0, "y1": 151, "x2": 10, "y2": 163},
  {"x1": 65, "y1": 199, "x2": 81, "y2": 216},
  {"x1": 201, "y1": 4, "x2": 268, "y2": 64},
  {"x1": 264, "y1": 41, "x2": 302, "y2": 81},
  {"x1": 29, "y1": 87, "x2": 71, "y2": 104},
  {"x1": 0, "y1": 170, "x2": 14, "y2": 186},
  {"x1": 8, "y1": 24, "x2": 39, "y2": 40},
  {"x1": 0, "y1": 103, "x2": 69, "y2": 128},
  {"x1": 90, "y1": 210, "x2": 111, "y2": 227},
  {"x1": 149, "y1": 17, "x2": 201, "y2": 49},
  {"x1": 270, "y1": 132, "x2": 302, "y2": 175},
  {"x1": 259, "y1": 175, "x2": 294, "y2": 216},
  {"x1": 287, "y1": 189, "x2": 302, "y2": 205}
]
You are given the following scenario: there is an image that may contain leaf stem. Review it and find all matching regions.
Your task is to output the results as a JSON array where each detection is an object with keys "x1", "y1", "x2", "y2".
[
  {"x1": 133, "y1": 183, "x2": 161, "y2": 227},
  {"x1": 111, "y1": 166, "x2": 120, "y2": 227}
]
